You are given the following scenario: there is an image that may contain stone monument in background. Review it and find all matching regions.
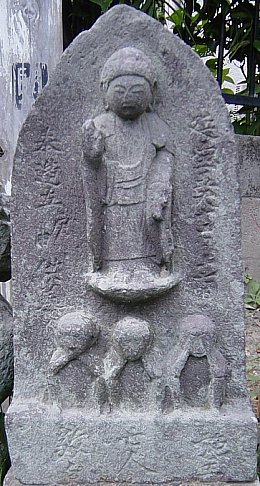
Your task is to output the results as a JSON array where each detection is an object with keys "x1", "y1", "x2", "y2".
[{"x1": 6, "y1": 5, "x2": 258, "y2": 485}]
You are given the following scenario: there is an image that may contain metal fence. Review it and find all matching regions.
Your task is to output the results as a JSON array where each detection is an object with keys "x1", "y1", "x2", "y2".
[{"x1": 218, "y1": 0, "x2": 260, "y2": 108}]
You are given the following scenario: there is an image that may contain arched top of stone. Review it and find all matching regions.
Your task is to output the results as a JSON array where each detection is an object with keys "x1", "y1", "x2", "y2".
[{"x1": 11, "y1": 5, "x2": 244, "y2": 403}]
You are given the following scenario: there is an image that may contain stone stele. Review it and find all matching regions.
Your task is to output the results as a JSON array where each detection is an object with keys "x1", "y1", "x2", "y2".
[{"x1": 6, "y1": 5, "x2": 258, "y2": 485}]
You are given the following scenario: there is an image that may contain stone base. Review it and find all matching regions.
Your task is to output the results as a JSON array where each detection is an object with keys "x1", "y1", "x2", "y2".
[
  {"x1": 4, "y1": 469, "x2": 260, "y2": 486},
  {"x1": 6, "y1": 401, "x2": 258, "y2": 484},
  {"x1": 87, "y1": 270, "x2": 182, "y2": 302}
]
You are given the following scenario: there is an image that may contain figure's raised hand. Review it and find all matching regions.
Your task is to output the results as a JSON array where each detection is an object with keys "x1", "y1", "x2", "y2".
[{"x1": 82, "y1": 119, "x2": 104, "y2": 163}]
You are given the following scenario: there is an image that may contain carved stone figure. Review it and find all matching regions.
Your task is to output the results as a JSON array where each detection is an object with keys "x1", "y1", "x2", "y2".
[
  {"x1": 164, "y1": 315, "x2": 228, "y2": 411},
  {"x1": 0, "y1": 192, "x2": 11, "y2": 283},
  {"x1": 0, "y1": 191, "x2": 12, "y2": 404},
  {"x1": 82, "y1": 47, "x2": 181, "y2": 302},
  {"x1": 49, "y1": 312, "x2": 99, "y2": 374},
  {"x1": 0, "y1": 192, "x2": 12, "y2": 483},
  {"x1": 7, "y1": 5, "x2": 257, "y2": 486},
  {"x1": 96, "y1": 316, "x2": 153, "y2": 412}
]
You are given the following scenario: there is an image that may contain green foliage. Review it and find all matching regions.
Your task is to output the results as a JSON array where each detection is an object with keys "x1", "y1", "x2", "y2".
[
  {"x1": 231, "y1": 76, "x2": 260, "y2": 135},
  {"x1": 233, "y1": 106, "x2": 260, "y2": 136},
  {"x1": 166, "y1": 0, "x2": 259, "y2": 135},
  {"x1": 167, "y1": 0, "x2": 257, "y2": 65},
  {"x1": 90, "y1": 0, "x2": 112, "y2": 12},
  {"x1": 245, "y1": 273, "x2": 260, "y2": 309},
  {"x1": 62, "y1": 0, "x2": 102, "y2": 48},
  {"x1": 88, "y1": 0, "x2": 182, "y2": 17},
  {"x1": 204, "y1": 57, "x2": 235, "y2": 94}
]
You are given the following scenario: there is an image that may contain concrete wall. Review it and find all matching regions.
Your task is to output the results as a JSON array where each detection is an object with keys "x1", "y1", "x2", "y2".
[
  {"x1": 237, "y1": 135, "x2": 260, "y2": 281},
  {"x1": 0, "y1": 0, "x2": 63, "y2": 303},
  {"x1": 0, "y1": 0, "x2": 63, "y2": 193}
]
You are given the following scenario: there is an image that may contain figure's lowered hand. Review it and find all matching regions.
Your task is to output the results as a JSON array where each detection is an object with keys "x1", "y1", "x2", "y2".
[
  {"x1": 147, "y1": 183, "x2": 171, "y2": 222},
  {"x1": 151, "y1": 200, "x2": 164, "y2": 221}
]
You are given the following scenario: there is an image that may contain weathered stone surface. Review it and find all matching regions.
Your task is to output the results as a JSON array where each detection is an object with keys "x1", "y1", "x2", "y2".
[
  {"x1": 7, "y1": 5, "x2": 257, "y2": 485},
  {"x1": 4, "y1": 467, "x2": 260, "y2": 486},
  {"x1": 237, "y1": 134, "x2": 260, "y2": 198},
  {"x1": 241, "y1": 197, "x2": 260, "y2": 281},
  {"x1": 0, "y1": 295, "x2": 13, "y2": 405},
  {"x1": 4, "y1": 466, "x2": 260, "y2": 486},
  {"x1": 6, "y1": 402, "x2": 258, "y2": 483},
  {"x1": 237, "y1": 134, "x2": 260, "y2": 280},
  {"x1": 0, "y1": 192, "x2": 11, "y2": 282},
  {"x1": 0, "y1": 411, "x2": 11, "y2": 485}
]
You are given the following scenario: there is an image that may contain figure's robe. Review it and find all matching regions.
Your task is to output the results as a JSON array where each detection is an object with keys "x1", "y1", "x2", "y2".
[{"x1": 93, "y1": 111, "x2": 175, "y2": 267}]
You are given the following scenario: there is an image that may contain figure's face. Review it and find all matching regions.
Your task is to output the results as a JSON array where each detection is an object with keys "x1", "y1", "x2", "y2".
[
  {"x1": 190, "y1": 336, "x2": 206, "y2": 357},
  {"x1": 105, "y1": 75, "x2": 153, "y2": 120}
]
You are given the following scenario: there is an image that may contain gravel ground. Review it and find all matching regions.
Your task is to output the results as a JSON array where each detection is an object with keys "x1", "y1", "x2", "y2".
[{"x1": 245, "y1": 308, "x2": 260, "y2": 419}]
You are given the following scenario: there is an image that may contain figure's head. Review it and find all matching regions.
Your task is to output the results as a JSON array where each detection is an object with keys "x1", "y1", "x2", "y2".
[
  {"x1": 179, "y1": 314, "x2": 216, "y2": 357},
  {"x1": 189, "y1": 336, "x2": 206, "y2": 358},
  {"x1": 101, "y1": 47, "x2": 157, "y2": 120},
  {"x1": 112, "y1": 316, "x2": 152, "y2": 361},
  {"x1": 55, "y1": 312, "x2": 99, "y2": 353}
]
